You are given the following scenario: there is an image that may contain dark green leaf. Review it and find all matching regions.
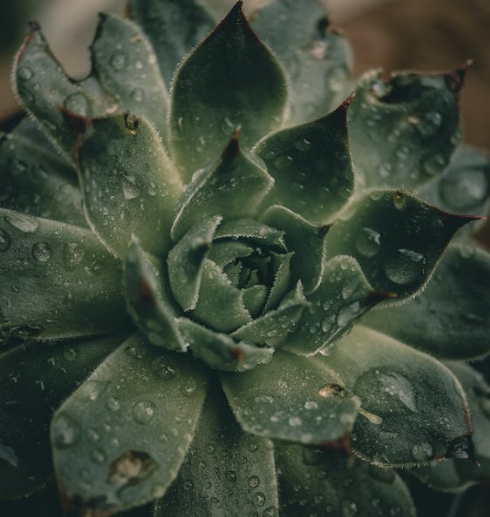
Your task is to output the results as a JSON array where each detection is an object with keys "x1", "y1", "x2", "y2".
[
  {"x1": 0, "y1": 209, "x2": 129, "y2": 342},
  {"x1": 124, "y1": 238, "x2": 186, "y2": 352},
  {"x1": 263, "y1": 252, "x2": 293, "y2": 312},
  {"x1": 155, "y1": 386, "x2": 278, "y2": 517},
  {"x1": 255, "y1": 102, "x2": 354, "y2": 224},
  {"x1": 129, "y1": 0, "x2": 214, "y2": 85},
  {"x1": 233, "y1": 282, "x2": 307, "y2": 345},
  {"x1": 52, "y1": 333, "x2": 208, "y2": 516},
  {"x1": 325, "y1": 189, "x2": 477, "y2": 300},
  {"x1": 411, "y1": 362, "x2": 490, "y2": 490},
  {"x1": 177, "y1": 318, "x2": 273, "y2": 372},
  {"x1": 261, "y1": 205, "x2": 328, "y2": 292},
  {"x1": 282, "y1": 256, "x2": 380, "y2": 357},
  {"x1": 221, "y1": 351, "x2": 360, "y2": 445},
  {"x1": 0, "y1": 132, "x2": 85, "y2": 226},
  {"x1": 348, "y1": 69, "x2": 464, "y2": 189},
  {"x1": 214, "y1": 219, "x2": 285, "y2": 250},
  {"x1": 171, "y1": 135, "x2": 273, "y2": 241},
  {"x1": 362, "y1": 243, "x2": 490, "y2": 360},
  {"x1": 322, "y1": 326, "x2": 472, "y2": 467},
  {"x1": 206, "y1": 240, "x2": 253, "y2": 268},
  {"x1": 77, "y1": 113, "x2": 182, "y2": 258},
  {"x1": 0, "y1": 335, "x2": 122, "y2": 499},
  {"x1": 241, "y1": 285, "x2": 268, "y2": 318},
  {"x1": 13, "y1": 25, "x2": 105, "y2": 159},
  {"x1": 167, "y1": 216, "x2": 222, "y2": 311},
  {"x1": 253, "y1": 0, "x2": 353, "y2": 124},
  {"x1": 275, "y1": 444, "x2": 416, "y2": 517},
  {"x1": 91, "y1": 14, "x2": 170, "y2": 138},
  {"x1": 419, "y1": 145, "x2": 490, "y2": 233},
  {"x1": 191, "y1": 259, "x2": 252, "y2": 332},
  {"x1": 170, "y1": 2, "x2": 288, "y2": 182}
]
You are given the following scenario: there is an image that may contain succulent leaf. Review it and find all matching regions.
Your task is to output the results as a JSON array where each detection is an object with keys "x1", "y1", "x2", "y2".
[
  {"x1": 76, "y1": 113, "x2": 182, "y2": 259},
  {"x1": 221, "y1": 351, "x2": 360, "y2": 445},
  {"x1": 90, "y1": 14, "x2": 170, "y2": 138},
  {"x1": 0, "y1": 335, "x2": 122, "y2": 499},
  {"x1": 0, "y1": 208, "x2": 128, "y2": 342},
  {"x1": 214, "y1": 218, "x2": 286, "y2": 250},
  {"x1": 255, "y1": 101, "x2": 354, "y2": 224},
  {"x1": 261, "y1": 205, "x2": 328, "y2": 293},
  {"x1": 154, "y1": 386, "x2": 278, "y2": 517},
  {"x1": 325, "y1": 189, "x2": 478, "y2": 300},
  {"x1": 253, "y1": 0, "x2": 353, "y2": 125},
  {"x1": 51, "y1": 333, "x2": 208, "y2": 516},
  {"x1": 129, "y1": 0, "x2": 215, "y2": 86},
  {"x1": 282, "y1": 255, "x2": 380, "y2": 357},
  {"x1": 362, "y1": 243, "x2": 490, "y2": 360},
  {"x1": 177, "y1": 318, "x2": 274, "y2": 372},
  {"x1": 170, "y1": 135, "x2": 274, "y2": 242},
  {"x1": 322, "y1": 326, "x2": 472, "y2": 467},
  {"x1": 275, "y1": 444, "x2": 416, "y2": 517},
  {"x1": 348, "y1": 69, "x2": 463, "y2": 189},
  {"x1": 124, "y1": 238, "x2": 186, "y2": 352},
  {"x1": 169, "y1": 1, "x2": 288, "y2": 182},
  {"x1": 419, "y1": 145, "x2": 490, "y2": 233},
  {"x1": 0, "y1": 132, "x2": 85, "y2": 227},
  {"x1": 411, "y1": 362, "x2": 490, "y2": 490}
]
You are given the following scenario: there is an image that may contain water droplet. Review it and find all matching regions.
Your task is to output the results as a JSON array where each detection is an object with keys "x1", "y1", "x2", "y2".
[
  {"x1": 304, "y1": 400, "x2": 319, "y2": 410},
  {"x1": 132, "y1": 401, "x2": 156, "y2": 425},
  {"x1": 225, "y1": 470, "x2": 237, "y2": 483},
  {"x1": 131, "y1": 88, "x2": 145, "y2": 103},
  {"x1": 64, "y1": 92, "x2": 90, "y2": 117},
  {"x1": 110, "y1": 50, "x2": 127, "y2": 71},
  {"x1": 248, "y1": 475, "x2": 260, "y2": 488},
  {"x1": 337, "y1": 302, "x2": 360, "y2": 327},
  {"x1": 254, "y1": 492, "x2": 266, "y2": 507},
  {"x1": 53, "y1": 413, "x2": 81, "y2": 448},
  {"x1": 0, "y1": 443, "x2": 18, "y2": 467},
  {"x1": 263, "y1": 507, "x2": 278, "y2": 517},
  {"x1": 63, "y1": 242, "x2": 85, "y2": 271},
  {"x1": 385, "y1": 248, "x2": 425, "y2": 285},
  {"x1": 288, "y1": 416, "x2": 302, "y2": 427},
  {"x1": 32, "y1": 242, "x2": 51, "y2": 262},
  {"x1": 355, "y1": 227, "x2": 381, "y2": 258},
  {"x1": 5, "y1": 213, "x2": 39, "y2": 233},
  {"x1": 411, "y1": 442, "x2": 433, "y2": 462},
  {"x1": 78, "y1": 380, "x2": 109, "y2": 402},
  {"x1": 18, "y1": 66, "x2": 33, "y2": 80},
  {"x1": 87, "y1": 428, "x2": 101, "y2": 443},
  {"x1": 183, "y1": 480, "x2": 194, "y2": 491},
  {"x1": 122, "y1": 175, "x2": 140, "y2": 200},
  {"x1": 0, "y1": 228, "x2": 11, "y2": 252},
  {"x1": 91, "y1": 448, "x2": 107, "y2": 464}
]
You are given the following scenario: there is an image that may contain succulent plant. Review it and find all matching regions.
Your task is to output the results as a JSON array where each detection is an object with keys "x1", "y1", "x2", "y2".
[{"x1": 1, "y1": 0, "x2": 490, "y2": 516}]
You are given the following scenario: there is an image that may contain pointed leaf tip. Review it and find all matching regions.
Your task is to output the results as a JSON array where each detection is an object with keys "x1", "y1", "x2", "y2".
[
  {"x1": 445, "y1": 65, "x2": 469, "y2": 93},
  {"x1": 222, "y1": 129, "x2": 241, "y2": 159}
]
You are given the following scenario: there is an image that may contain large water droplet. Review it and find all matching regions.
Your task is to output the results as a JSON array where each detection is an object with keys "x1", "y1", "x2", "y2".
[
  {"x1": 32, "y1": 242, "x2": 52, "y2": 262},
  {"x1": 64, "y1": 92, "x2": 90, "y2": 117},
  {"x1": 440, "y1": 168, "x2": 489, "y2": 211},
  {"x1": 385, "y1": 248, "x2": 425, "y2": 285},
  {"x1": 78, "y1": 380, "x2": 109, "y2": 402},
  {"x1": 5, "y1": 213, "x2": 39, "y2": 233},
  {"x1": 53, "y1": 413, "x2": 82, "y2": 448},
  {"x1": 63, "y1": 242, "x2": 85, "y2": 271},
  {"x1": 248, "y1": 475, "x2": 260, "y2": 488},
  {"x1": 0, "y1": 228, "x2": 11, "y2": 252},
  {"x1": 132, "y1": 401, "x2": 156, "y2": 425},
  {"x1": 355, "y1": 227, "x2": 381, "y2": 258},
  {"x1": 18, "y1": 66, "x2": 34, "y2": 80}
]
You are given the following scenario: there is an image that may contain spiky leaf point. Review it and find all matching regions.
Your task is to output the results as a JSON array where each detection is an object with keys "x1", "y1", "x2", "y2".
[
  {"x1": 419, "y1": 145, "x2": 490, "y2": 233},
  {"x1": 0, "y1": 132, "x2": 85, "y2": 226},
  {"x1": 214, "y1": 218, "x2": 286, "y2": 250},
  {"x1": 129, "y1": 0, "x2": 215, "y2": 85},
  {"x1": 261, "y1": 205, "x2": 329, "y2": 293},
  {"x1": 221, "y1": 351, "x2": 360, "y2": 445},
  {"x1": 255, "y1": 100, "x2": 354, "y2": 224},
  {"x1": 51, "y1": 334, "x2": 208, "y2": 516},
  {"x1": 253, "y1": 0, "x2": 353, "y2": 124},
  {"x1": 177, "y1": 318, "x2": 273, "y2": 372},
  {"x1": 282, "y1": 256, "x2": 384, "y2": 357},
  {"x1": 0, "y1": 209, "x2": 128, "y2": 342},
  {"x1": 348, "y1": 68, "x2": 465, "y2": 189},
  {"x1": 411, "y1": 362, "x2": 490, "y2": 490},
  {"x1": 322, "y1": 326, "x2": 473, "y2": 467},
  {"x1": 362, "y1": 243, "x2": 490, "y2": 360},
  {"x1": 90, "y1": 14, "x2": 170, "y2": 138},
  {"x1": 171, "y1": 133, "x2": 274, "y2": 241},
  {"x1": 276, "y1": 445, "x2": 416, "y2": 517},
  {"x1": 0, "y1": 335, "x2": 122, "y2": 499},
  {"x1": 75, "y1": 113, "x2": 182, "y2": 259},
  {"x1": 170, "y1": 1, "x2": 288, "y2": 182},
  {"x1": 124, "y1": 238, "x2": 186, "y2": 352},
  {"x1": 154, "y1": 386, "x2": 278, "y2": 517},
  {"x1": 325, "y1": 189, "x2": 480, "y2": 301}
]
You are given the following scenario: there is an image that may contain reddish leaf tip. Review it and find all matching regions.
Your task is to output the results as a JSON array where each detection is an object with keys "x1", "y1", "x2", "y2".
[{"x1": 445, "y1": 65, "x2": 468, "y2": 93}]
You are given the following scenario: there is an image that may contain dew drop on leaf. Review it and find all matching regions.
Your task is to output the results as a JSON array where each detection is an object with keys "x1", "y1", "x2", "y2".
[
  {"x1": 439, "y1": 168, "x2": 488, "y2": 211},
  {"x1": 110, "y1": 50, "x2": 127, "y2": 71},
  {"x1": 411, "y1": 442, "x2": 433, "y2": 462},
  {"x1": 32, "y1": 242, "x2": 52, "y2": 262},
  {"x1": 64, "y1": 92, "x2": 90, "y2": 117},
  {"x1": 53, "y1": 413, "x2": 82, "y2": 449},
  {"x1": 384, "y1": 248, "x2": 425, "y2": 285},
  {"x1": 132, "y1": 401, "x2": 156, "y2": 425},
  {"x1": 355, "y1": 227, "x2": 381, "y2": 258}
]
